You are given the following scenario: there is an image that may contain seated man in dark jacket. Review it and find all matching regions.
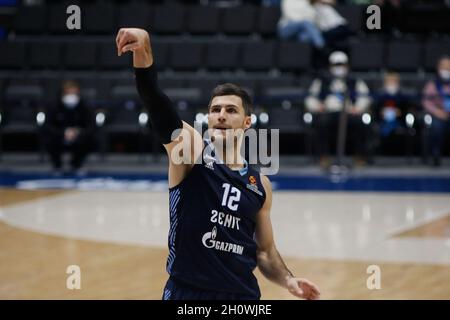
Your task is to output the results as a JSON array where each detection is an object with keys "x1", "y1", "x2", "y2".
[
  {"x1": 43, "y1": 80, "x2": 95, "y2": 174},
  {"x1": 374, "y1": 72, "x2": 415, "y2": 155}
]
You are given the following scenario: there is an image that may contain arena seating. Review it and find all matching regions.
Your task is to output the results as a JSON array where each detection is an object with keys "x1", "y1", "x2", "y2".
[{"x1": 0, "y1": 0, "x2": 450, "y2": 157}]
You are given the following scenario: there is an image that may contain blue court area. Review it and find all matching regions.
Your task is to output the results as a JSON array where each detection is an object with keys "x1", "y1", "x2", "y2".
[{"x1": 1, "y1": 170, "x2": 450, "y2": 193}]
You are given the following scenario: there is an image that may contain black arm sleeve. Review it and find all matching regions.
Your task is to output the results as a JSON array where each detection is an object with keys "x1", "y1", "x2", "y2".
[{"x1": 134, "y1": 65, "x2": 182, "y2": 144}]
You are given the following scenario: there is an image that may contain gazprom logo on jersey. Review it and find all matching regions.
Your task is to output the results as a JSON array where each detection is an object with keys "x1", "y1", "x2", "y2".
[{"x1": 202, "y1": 226, "x2": 244, "y2": 255}]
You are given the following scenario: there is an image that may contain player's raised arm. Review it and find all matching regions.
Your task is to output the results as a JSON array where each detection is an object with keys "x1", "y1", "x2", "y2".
[{"x1": 115, "y1": 28, "x2": 203, "y2": 185}]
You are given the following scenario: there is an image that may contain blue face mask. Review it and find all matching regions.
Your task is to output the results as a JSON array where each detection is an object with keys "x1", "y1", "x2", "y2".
[
  {"x1": 383, "y1": 108, "x2": 397, "y2": 122},
  {"x1": 444, "y1": 97, "x2": 450, "y2": 112}
]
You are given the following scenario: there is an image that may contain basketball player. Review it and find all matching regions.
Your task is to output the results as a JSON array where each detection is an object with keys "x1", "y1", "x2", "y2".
[{"x1": 116, "y1": 28, "x2": 320, "y2": 300}]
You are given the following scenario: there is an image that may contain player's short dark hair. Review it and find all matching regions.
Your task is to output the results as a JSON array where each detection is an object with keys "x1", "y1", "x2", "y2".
[{"x1": 209, "y1": 83, "x2": 253, "y2": 116}]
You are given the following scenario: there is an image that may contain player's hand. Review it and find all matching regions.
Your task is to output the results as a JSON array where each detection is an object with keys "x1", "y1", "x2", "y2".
[
  {"x1": 115, "y1": 28, "x2": 153, "y2": 68},
  {"x1": 286, "y1": 277, "x2": 321, "y2": 300}
]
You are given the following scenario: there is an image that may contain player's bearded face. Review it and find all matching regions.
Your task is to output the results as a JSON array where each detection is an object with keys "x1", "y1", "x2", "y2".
[{"x1": 207, "y1": 95, "x2": 251, "y2": 146}]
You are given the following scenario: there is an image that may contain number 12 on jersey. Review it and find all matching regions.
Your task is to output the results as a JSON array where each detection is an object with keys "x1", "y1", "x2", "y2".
[{"x1": 221, "y1": 183, "x2": 241, "y2": 211}]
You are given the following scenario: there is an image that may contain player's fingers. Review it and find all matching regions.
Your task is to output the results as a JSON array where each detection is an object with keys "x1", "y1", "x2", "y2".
[
  {"x1": 117, "y1": 32, "x2": 135, "y2": 56},
  {"x1": 116, "y1": 29, "x2": 125, "y2": 55},
  {"x1": 306, "y1": 283, "x2": 320, "y2": 296},
  {"x1": 116, "y1": 28, "x2": 124, "y2": 47},
  {"x1": 121, "y1": 42, "x2": 140, "y2": 54},
  {"x1": 303, "y1": 287, "x2": 317, "y2": 300},
  {"x1": 301, "y1": 279, "x2": 321, "y2": 295}
]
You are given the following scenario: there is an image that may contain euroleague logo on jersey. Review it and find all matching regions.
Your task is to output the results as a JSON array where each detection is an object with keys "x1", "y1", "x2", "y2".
[
  {"x1": 246, "y1": 175, "x2": 263, "y2": 196},
  {"x1": 202, "y1": 226, "x2": 244, "y2": 255}
]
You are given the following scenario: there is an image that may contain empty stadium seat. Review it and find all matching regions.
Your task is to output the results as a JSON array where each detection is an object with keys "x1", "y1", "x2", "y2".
[
  {"x1": 64, "y1": 42, "x2": 97, "y2": 70},
  {"x1": 336, "y1": 5, "x2": 364, "y2": 34},
  {"x1": 1, "y1": 81, "x2": 43, "y2": 133},
  {"x1": 424, "y1": 40, "x2": 450, "y2": 71},
  {"x1": 205, "y1": 42, "x2": 240, "y2": 71},
  {"x1": 186, "y1": 78, "x2": 221, "y2": 103},
  {"x1": 386, "y1": 41, "x2": 422, "y2": 72},
  {"x1": 29, "y1": 41, "x2": 62, "y2": 70},
  {"x1": 221, "y1": 5, "x2": 257, "y2": 35},
  {"x1": 257, "y1": 5, "x2": 280, "y2": 37},
  {"x1": 259, "y1": 77, "x2": 297, "y2": 95},
  {"x1": 0, "y1": 42, "x2": 27, "y2": 70},
  {"x1": 261, "y1": 86, "x2": 305, "y2": 107},
  {"x1": 268, "y1": 105, "x2": 303, "y2": 133},
  {"x1": 165, "y1": 88, "x2": 201, "y2": 104},
  {"x1": 101, "y1": 83, "x2": 150, "y2": 154},
  {"x1": 186, "y1": 5, "x2": 220, "y2": 35},
  {"x1": 277, "y1": 41, "x2": 312, "y2": 72},
  {"x1": 117, "y1": 3, "x2": 153, "y2": 30},
  {"x1": 98, "y1": 41, "x2": 131, "y2": 70},
  {"x1": 153, "y1": 3, "x2": 185, "y2": 35},
  {"x1": 13, "y1": 5, "x2": 47, "y2": 35},
  {"x1": 150, "y1": 40, "x2": 170, "y2": 71},
  {"x1": 169, "y1": 42, "x2": 204, "y2": 71},
  {"x1": 158, "y1": 78, "x2": 185, "y2": 92},
  {"x1": 349, "y1": 40, "x2": 384, "y2": 71},
  {"x1": 241, "y1": 41, "x2": 275, "y2": 71},
  {"x1": 83, "y1": 3, "x2": 116, "y2": 34}
]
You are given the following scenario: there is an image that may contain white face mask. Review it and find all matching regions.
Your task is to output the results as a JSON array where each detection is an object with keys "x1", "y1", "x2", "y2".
[
  {"x1": 439, "y1": 69, "x2": 450, "y2": 81},
  {"x1": 62, "y1": 94, "x2": 80, "y2": 109},
  {"x1": 385, "y1": 85, "x2": 399, "y2": 95},
  {"x1": 331, "y1": 66, "x2": 348, "y2": 78}
]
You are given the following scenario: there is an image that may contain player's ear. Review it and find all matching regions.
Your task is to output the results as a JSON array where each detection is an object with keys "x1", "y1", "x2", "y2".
[{"x1": 244, "y1": 115, "x2": 252, "y2": 129}]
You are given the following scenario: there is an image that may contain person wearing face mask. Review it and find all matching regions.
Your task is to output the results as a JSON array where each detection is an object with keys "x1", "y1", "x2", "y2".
[
  {"x1": 305, "y1": 51, "x2": 372, "y2": 166},
  {"x1": 374, "y1": 72, "x2": 412, "y2": 155},
  {"x1": 43, "y1": 80, "x2": 95, "y2": 174},
  {"x1": 422, "y1": 55, "x2": 450, "y2": 167}
]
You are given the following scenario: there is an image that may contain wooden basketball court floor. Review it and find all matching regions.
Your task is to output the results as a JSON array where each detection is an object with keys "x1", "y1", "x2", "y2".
[{"x1": 1, "y1": 188, "x2": 449, "y2": 299}]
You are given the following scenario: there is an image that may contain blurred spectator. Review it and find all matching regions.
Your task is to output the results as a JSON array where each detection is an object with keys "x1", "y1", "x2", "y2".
[
  {"x1": 311, "y1": 0, "x2": 352, "y2": 51},
  {"x1": 305, "y1": 51, "x2": 372, "y2": 165},
  {"x1": 43, "y1": 80, "x2": 95, "y2": 175},
  {"x1": 422, "y1": 55, "x2": 450, "y2": 166},
  {"x1": 262, "y1": 0, "x2": 281, "y2": 5},
  {"x1": 346, "y1": 0, "x2": 371, "y2": 3},
  {"x1": 374, "y1": 72, "x2": 412, "y2": 154},
  {"x1": 278, "y1": 0, "x2": 325, "y2": 49}
]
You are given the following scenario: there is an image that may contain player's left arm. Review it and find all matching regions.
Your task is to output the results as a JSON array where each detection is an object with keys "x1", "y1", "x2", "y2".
[{"x1": 255, "y1": 175, "x2": 321, "y2": 300}]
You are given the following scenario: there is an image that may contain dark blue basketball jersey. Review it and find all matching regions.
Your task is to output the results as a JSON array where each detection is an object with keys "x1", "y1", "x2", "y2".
[{"x1": 165, "y1": 140, "x2": 267, "y2": 299}]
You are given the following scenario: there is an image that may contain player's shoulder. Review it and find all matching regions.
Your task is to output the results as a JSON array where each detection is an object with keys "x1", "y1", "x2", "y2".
[{"x1": 259, "y1": 173, "x2": 272, "y2": 194}]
